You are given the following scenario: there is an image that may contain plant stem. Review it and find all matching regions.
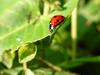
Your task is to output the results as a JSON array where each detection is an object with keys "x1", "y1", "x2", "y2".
[
  {"x1": 43, "y1": 0, "x2": 50, "y2": 15},
  {"x1": 71, "y1": 7, "x2": 77, "y2": 60},
  {"x1": 23, "y1": 62, "x2": 27, "y2": 71},
  {"x1": 38, "y1": 57, "x2": 62, "y2": 72}
]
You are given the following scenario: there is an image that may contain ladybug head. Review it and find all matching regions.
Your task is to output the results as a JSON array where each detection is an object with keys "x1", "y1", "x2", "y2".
[{"x1": 49, "y1": 24, "x2": 56, "y2": 32}]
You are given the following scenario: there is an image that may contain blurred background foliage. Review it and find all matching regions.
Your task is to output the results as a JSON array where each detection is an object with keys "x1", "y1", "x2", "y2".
[{"x1": 0, "y1": 0, "x2": 100, "y2": 75}]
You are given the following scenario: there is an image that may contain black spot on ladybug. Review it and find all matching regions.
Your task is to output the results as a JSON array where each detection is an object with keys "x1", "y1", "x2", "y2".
[{"x1": 56, "y1": 20, "x2": 59, "y2": 22}]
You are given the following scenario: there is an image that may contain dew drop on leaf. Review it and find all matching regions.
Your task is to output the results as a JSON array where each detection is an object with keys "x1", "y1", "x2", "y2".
[{"x1": 16, "y1": 38, "x2": 22, "y2": 42}]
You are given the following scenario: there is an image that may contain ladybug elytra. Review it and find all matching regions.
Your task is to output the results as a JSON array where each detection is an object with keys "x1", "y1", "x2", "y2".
[{"x1": 49, "y1": 15, "x2": 65, "y2": 32}]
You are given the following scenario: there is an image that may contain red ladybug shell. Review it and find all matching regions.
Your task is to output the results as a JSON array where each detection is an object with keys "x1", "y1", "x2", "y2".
[
  {"x1": 49, "y1": 15, "x2": 65, "y2": 32},
  {"x1": 50, "y1": 15, "x2": 65, "y2": 26}
]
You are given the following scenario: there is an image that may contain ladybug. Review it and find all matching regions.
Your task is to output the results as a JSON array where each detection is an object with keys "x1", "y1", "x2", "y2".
[{"x1": 49, "y1": 15, "x2": 65, "y2": 32}]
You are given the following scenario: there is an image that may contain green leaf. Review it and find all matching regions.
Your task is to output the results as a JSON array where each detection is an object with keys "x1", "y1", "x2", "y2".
[
  {"x1": 34, "y1": 68, "x2": 53, "y2": 75},
  {"x1": 18, "y1": 68, "x2": 34, "y2": 75},
  {"x1": 59, "y1": 56, "x2": 100, "y2": 69},
  {"x1": 3, "y1": 67, "x2": 22, "y2": 75},
  {"x1": 64, "y1": 0, "x2": 79, "y2": 15},
  {"x1": 1, "y1": 49, "x2": 15, "y2": 68},
  {"x1": 55, "y1": 71, "x2": 78, "y2": 75},
  {"x1": 34, "y1": 68, "x2": 78, "y2": 75},
  {"x1": 0, "y1": 0, "x2": 41, "y2": 50},
  {"x1": 0, "y1": 0, "x2": 79, "y2": 51},
  {"x1": 79, "y1": 0, "x2": 100, "y2": 22},
  {"x1": 50, "y1": 0, "x2": 79, "y2": 16},
  {"x1": 25, "y1": 69, "x2": 35, "y2": 75},
  {"x1": 18, "y1": 43, "x2": 37, "y2": 63}
]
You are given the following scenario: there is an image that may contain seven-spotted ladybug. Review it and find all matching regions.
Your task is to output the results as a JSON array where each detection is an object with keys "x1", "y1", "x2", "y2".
[{"x1": 49, "y1": 15, "x2": 65, "y2": 32}]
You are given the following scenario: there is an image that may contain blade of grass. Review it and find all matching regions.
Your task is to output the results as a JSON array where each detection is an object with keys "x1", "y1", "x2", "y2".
[{"x1": 71, "y1": 7, "x2": 77, "y2": 60}]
